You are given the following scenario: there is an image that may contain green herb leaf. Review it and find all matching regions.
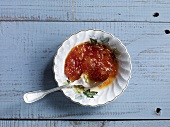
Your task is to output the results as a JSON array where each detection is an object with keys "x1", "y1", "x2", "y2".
[
  {"x1": 83, "y1": 89, "x2": 98, "y2": 98},
  {"x1": 113, "y1": 48, "x2": 121, "y2": 56},
  {"x1": 100, "y1": 37, "x2": 109, "y2": 43},
  {"x1": 67, "y1": 80, "x2": 70, "y2": 84},
  {"x1": 90, "y1": 38, "x2": 97, "y2": 44}
]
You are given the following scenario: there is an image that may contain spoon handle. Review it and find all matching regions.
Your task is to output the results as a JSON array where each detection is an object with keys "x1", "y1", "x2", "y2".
[{"x1": 23, "y1": 84, "x2": 70, "y2": 103}]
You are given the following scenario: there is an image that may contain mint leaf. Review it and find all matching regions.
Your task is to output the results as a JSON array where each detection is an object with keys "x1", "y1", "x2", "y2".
[
  {"x1": 113, "y1": 48, "x2": 121, "y2": 56},
  {"x1": 67, "y1": 80, "x2": 70, "y2": 84},
  {"x1": 83, "y1": 89, "x2": 98, "y2": 98},
  {"x1": 90, "y1": 38, "x2": 97, "y2": 44},
  {"x1": 100, "y1": 37, "x2": 109, "y2": 43}
]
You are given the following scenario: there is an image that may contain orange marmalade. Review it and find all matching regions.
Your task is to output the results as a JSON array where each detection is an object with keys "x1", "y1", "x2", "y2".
[{"x1": 64, "y1": 42, "x2": 118, "y2": 89}]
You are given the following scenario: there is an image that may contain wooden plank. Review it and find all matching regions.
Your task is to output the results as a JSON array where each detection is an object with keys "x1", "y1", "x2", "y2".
[
  {"x1": 0, "y1": 0, "x2": 72, "y2": 21},
  {"x1": 0, "y1": 22, "x2": 170, "y2": 119},
  {"x1": 0, "y1": 120, "x2": 170, "y2": 127},
  {"x1": 74, "y1": 0, "x2": 170, "y2": 22},
  {"x1": 0, "y1": 0, "x2": 170, "y2": 22}
]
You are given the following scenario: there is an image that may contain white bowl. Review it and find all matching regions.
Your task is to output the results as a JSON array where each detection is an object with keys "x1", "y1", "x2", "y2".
[{"x1": 53, "y1": 29, "x2": 132, "y2": 106}]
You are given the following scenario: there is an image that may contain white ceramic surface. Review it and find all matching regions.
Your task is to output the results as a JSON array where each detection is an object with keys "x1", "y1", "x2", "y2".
[{"x1": 53, "y1": 30, "x2": 132, "y2": 106}]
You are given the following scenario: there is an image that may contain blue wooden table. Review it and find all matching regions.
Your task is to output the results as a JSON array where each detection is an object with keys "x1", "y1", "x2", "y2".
[{"x1": 0, "y1": 0, "x2": 170, "y2": 126}]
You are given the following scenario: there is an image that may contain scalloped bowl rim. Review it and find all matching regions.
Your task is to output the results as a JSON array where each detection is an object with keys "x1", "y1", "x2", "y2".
[{"x1": 53, "y1": 29, "x2": 132, "y2": 107}]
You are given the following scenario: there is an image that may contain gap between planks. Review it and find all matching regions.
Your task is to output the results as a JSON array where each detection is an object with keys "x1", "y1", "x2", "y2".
[{"x1": 0, "y1": 119, "x2": 170, "y2": 121}]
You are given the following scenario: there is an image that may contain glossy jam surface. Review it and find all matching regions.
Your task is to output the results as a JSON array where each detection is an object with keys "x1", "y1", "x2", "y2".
[{"x1": 64, "y1": 42, "x2": 118, "y2": 88}]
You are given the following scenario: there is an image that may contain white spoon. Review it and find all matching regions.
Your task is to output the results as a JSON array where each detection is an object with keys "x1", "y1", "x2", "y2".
[{"x1": 23, "y1": 75, "x2": 104, "y2": 103}]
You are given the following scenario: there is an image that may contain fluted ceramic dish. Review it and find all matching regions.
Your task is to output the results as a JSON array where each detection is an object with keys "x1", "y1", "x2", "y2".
[{"x1": 53, "y1": 30, "x2": 132, "y2": 106}]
